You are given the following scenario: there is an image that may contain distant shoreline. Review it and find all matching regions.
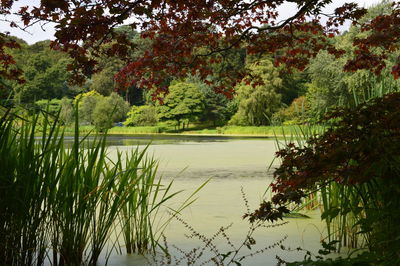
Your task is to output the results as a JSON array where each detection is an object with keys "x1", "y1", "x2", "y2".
[{"x1": 62, "y1": 125, "x2": 324, "y2": 138}]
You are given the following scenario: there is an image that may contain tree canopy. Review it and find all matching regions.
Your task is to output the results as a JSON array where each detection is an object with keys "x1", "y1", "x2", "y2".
[
  {"x1": 1, "y1": 1, "x2": 400, "y2": 96},
  {"x1": 157, "y1": 81, "x2": 205, "y2": 129},
  {"x1": 229, "y1": 58, "x2": 282, "y2": 126}
]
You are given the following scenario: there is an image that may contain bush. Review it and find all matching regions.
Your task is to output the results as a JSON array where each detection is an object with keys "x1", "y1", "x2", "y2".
[
  {"x1": 124, "y1": 105, "x2": 158, "y2": 126},
  {"x1": 59, "y1": 97, "x2": 74, "y2": 125},
  {"x1": 75, "y1": 90, "x2": 103, "y2": 124},
  {"x1": 271, "y1": 96, "x2": 310, "y2": 125},
  {"x1": 92, "y1": 92, "x2": 130, "y2": 131},
  {"x1": 227, "y1": 110, "x2": 249, "y2": 126},
  {"x1": 34, "y1": 99, "x2": 62, "y2": 116}
]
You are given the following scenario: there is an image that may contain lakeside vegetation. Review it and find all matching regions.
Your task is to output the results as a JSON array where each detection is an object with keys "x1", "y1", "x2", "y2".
[
  {"x1": 62, "y1": 124, "x2": 324, "y2": 137},
  {"x1": 0, "y1": 109, "x2": 202, "y2": 265}
]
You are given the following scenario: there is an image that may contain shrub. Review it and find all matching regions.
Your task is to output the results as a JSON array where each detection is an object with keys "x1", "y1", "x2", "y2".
[
  {"x1": 59, "y1": 97, "x2": 74, "y2": 124},
  {"x1": 92, "y1": 92, "x2": 130, "y2": 131},
  {"x1": 124, "y1": 105, "x2": 158, "y2": 126},
  {"x1": 271, "y1": 96, "x2": 310, "y2": 125},
  {"x1": 34, "y1": 98, "x2": 62, "y2": 116},
  {"x1": 75, "y1": 90, "x2": 103, "y2": 124}
]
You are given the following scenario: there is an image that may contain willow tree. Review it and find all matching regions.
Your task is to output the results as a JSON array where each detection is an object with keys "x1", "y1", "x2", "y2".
[{"x1": 230, "y1": 58, "x2": 282, "y2": 126}]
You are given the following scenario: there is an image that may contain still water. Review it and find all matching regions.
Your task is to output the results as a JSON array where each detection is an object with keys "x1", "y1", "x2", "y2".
[{"x1": 92, "y1": 135, "x2": 326, "y2": 265}]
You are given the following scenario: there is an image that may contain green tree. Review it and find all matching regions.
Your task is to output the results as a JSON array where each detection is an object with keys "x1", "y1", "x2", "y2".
[
  {"x1": 229, "y1": 58, "x2": 282, "y2": 126},
  {"x1": 157, "y1": 81, "x2": 205, "y2": 129},
  {"x1": 59, "y1": 97, "x2": 74, "y2": 125},
  {"x1": 34, "y1": 98, "x2": 74, "y2": 124},
  {"x1": 92, "y1": 92, "x2": 130, "y2": 130},
  {"x1": 76, "y1": 90, "x2": 104, "y2": 125},
  {"x1": 278, "y1": 71, "x2": 309, "y2": 105},
  {"x1": 187, "y1": 75, "x2": 233, "y2": 126},
  {"x1": 271, "y1": 96, "x2": 310, "y2": 125},
  {"x1": 90, "y1": 68, "x2": 116, "y2": 96},
  {"x1": 305, "y1": 1, "x2": 400, "y2": 117},
  {"x1": 8, "y1": 40, "x2": 72, "y2": 103},
  {"x1": 15, "y1": 55, "x2": 70, "y2": 103},
  {"x1": 201, "y1": 88, "x2": 232, "y2": 126},
  {"x1": 34, "y1": 99, "x2": 62, "y2": 116},
  {"x1": 92, "y1": 27, "x2": 151, "y2": 104},
  {"x1": 338, "y1": 1, "x2": 400, "y2": 104},
  {"x1": 306, "y1": 51, "x2": 349, "y2": 116},
  {"x1": 124, "y1": 105, "x2": 158, "y2": 126}
]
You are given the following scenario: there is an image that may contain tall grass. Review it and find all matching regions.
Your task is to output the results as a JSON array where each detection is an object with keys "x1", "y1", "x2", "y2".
[
  {"x1": 273, "y1": 85, "x2": 399, "y2": 253},
  {"x1": 270, "y1": 125, "x2": 325, "y2": 212},
  {"x1": 0, "y1": 107, "x2": 190, "y2": 265},
  {"x1": 119, "y1": 156, "x2": 207, "y2": 254},
  {"x1": 352, "y1": 75, "x2": 400, "y2": 106},
  {"x1": 118, "y1": 150, "x2": 173, "y2": 254},
  {"x1": 0, "y1": 110, "x2": 65, "y2": 265},
  {"x1": 271, "y1": 124, "x2": 367, "y2": 250},
  {"x1": 319, "y1": 182, "x2": 368, "y2": 251},
  {"x1": 219, "y1": 125, "x2": 324, "y2": 136}
]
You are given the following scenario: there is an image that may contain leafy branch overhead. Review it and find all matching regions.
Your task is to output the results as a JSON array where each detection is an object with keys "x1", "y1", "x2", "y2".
[
  {"x1": 2, "y1": 1, "x2": 400, "y2": 95},
  {"x1": 245, "y1": 92, "x2": 400, "y2": 223}
]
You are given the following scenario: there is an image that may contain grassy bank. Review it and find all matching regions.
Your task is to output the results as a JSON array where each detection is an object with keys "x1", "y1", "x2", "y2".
[
  {"x1": 63, "y1": 124, "x2": 325, "y2": 137},
  {"x1": 213, "y1": 125, "x2": 323, "y2": 136}
]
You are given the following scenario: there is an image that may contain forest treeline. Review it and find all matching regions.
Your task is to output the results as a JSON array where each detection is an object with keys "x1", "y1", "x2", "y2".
[{"x1": 2, "y1": 1, "x2": 399, "y2": 131}]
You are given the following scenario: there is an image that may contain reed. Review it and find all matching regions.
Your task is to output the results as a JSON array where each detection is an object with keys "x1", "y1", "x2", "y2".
[
  {"x1": 272, "y1": 100, "x2": 398, "y2": 254},
  {"x1": 319, "y1": 182, "x2": 368, "y2": 251},
  {"x1": 351, "y1": 75, "x2": 400, "y2": 106},
  {"x1": 0, "y1": 107, "x2": 187, "y2": 265},
  {"x1": 0, "y1": 109, "x2": 63, "y2": 265},
  {"x1": 119, "y1": 156, "x2": 208, "y2": 254},
  {"x1": 271, "y1": 124, "x2": 366, "y2": 251},
  {"x1": 271, "y1": 124, "x2": 325, "y2": 211}
]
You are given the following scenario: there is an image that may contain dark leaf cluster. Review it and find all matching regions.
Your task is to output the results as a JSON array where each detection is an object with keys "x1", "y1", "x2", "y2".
[
  {"x1": 2, "y1": 0, "x2": 390, "y2": 96},
  {"x1": 246, "y1": 92, "x2": 400, "y2": 223}
]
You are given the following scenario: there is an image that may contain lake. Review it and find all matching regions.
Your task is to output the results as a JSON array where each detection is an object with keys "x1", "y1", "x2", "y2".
[{"x1": 91, "y1": 135, "x2": 326, "y2": 265}]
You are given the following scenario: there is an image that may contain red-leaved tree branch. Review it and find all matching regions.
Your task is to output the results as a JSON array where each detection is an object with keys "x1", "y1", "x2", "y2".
[{"x1": 1, "y1": 0, "x2": 399, "y2": 96}]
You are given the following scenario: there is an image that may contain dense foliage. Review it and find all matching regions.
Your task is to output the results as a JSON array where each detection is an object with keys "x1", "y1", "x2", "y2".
[
  {"x1": 2, "y1": 1, "x2": 400, "y2": 94},
  {"x1": 157, "y1": 81, "x2": 205, "y2": 129},
  {"x1": 4, "y1": 40, "x2": 73, "y2": 103},
  {"x1": 246, "y1": 92, "x2": 400, "y2": 263},
  {"x1": 74, "y1": 91, "x2": 130, "y2": 130},
  {"x1": 0, "y1": 109, "x2": 184, "y2": 265},
  {"x1": 124, "y1": 105, "x2": 158, "y2": 127},
  {"x1": 1, "y1": 2, "x2": 399, "y2": 130},
  {"x1": 229, "y1": 58, "x2": 282, "y2": 126}
]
